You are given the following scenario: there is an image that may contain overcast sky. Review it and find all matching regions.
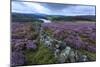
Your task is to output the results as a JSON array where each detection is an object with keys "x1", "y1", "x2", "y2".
[{"x1": 12, "y1": 1, "x2": 96, "y2": 16}]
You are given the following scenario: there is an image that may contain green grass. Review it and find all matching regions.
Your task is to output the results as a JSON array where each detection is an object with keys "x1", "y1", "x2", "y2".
[
  {"x1": 25, "y1": 41, "x2": 57, "y2": 65},
  {"x1": 79, "y1": 49, "x2": 96, "y2": 61}
]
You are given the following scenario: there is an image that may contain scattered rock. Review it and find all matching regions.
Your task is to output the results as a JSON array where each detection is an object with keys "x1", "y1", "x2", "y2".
[
  {"x1": 68, "y1": 51, "x2": 75, "y2": 63},
  {"x1": 78, "y1": 55, "x2": 88, "y2": 62},
  {"x1": 40, "y1": 30, "x2": 91, "y2": 63}
]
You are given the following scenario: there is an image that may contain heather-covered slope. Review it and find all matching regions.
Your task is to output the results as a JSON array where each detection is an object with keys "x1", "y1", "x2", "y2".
[{"x1": 11, "y1": 21, "x2": 96, "y2": 66}]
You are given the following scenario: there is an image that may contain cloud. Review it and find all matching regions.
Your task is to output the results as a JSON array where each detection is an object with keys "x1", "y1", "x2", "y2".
[
  {"x1": 61, "y1": 5, "x2": 95, "y2": 16},
  {"x1": 12, "y1": 1, "x2": 51, "y2": 14},
  {"x1": 12, "y1": 1, "x2": 95, "y2": 16},
  {"x1": 22, "y1": 2, "x2": 51, "y2": 14},
  {"x1": 12, "y1": 1, "x2": 36, "y2": 13}
]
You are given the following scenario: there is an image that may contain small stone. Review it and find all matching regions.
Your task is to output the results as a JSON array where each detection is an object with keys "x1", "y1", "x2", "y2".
[
  {"x1": 74, "y1": 50, "x2": 80, "y2": 62},
  {"x1": 54, "y1": 49, "x2": 60, "y2": 58},
  {"x1": 78, "y1": 55, "x2": 88, "y2": 62},
  {"x1": 68, "y1": 51, "x2": 75, "y2": 62},
  {"x1": 55, "y1": 44, "x2": 60, "y2": 49},
  {"x1": 58, "y1": 46, "x2": 71, "y2": 63}
]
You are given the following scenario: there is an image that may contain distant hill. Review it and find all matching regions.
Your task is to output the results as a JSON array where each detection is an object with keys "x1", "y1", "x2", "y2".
[
  {"x1": 11, "y1": 13, "x2": 48, "y2": 22},
  {"x1": 71, "y1": 15, "x2": 96, "y2": 21},
  {"x1": 11, "y1": 13, "x2": 96, "y2": 22},
  {"x1": 47, "y1": 15, "x2": 96, "y2": 21}
]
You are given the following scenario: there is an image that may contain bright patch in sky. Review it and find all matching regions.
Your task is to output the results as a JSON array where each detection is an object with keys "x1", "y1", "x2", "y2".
[
  {"x1": 22, "y1": 2, "x2": 51, "y2": 14},
  {"x1": 12, "y1": 1, "x2": 95, "y2": 16}
]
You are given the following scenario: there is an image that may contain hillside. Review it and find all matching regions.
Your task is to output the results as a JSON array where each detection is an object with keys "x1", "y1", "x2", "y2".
[{"x1": 11, "y1": 13, "x2": 96, "y2": 22}]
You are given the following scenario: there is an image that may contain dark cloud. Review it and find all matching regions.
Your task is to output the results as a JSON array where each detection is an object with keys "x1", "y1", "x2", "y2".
[{"x1": 40, "y1": 3, "x2": 71, "y2": 10}]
